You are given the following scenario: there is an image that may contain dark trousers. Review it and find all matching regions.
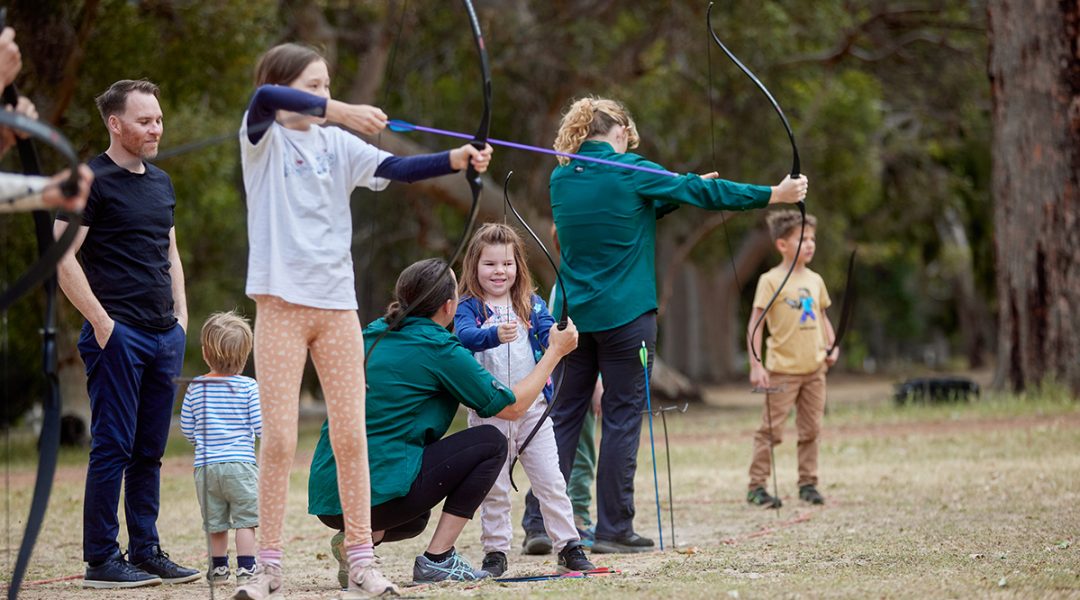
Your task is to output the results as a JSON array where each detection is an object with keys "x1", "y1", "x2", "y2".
[
  {"x1": 77, "y1": 320, "x2": 185, "y2": 564},
  {"x1": 522, "y1": 311, "x2": 655, "y2": 541},
  {"x1": 318, "y1": 425, "x2": 507, "y2": 543}
]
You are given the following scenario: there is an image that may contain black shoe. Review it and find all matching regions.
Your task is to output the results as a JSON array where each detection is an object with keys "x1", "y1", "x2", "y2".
[
  {"x1": 84, "y1": 553, "x2": 162, "y2": 589},
  {"x1": 591, "y1": 533, "x2": 654, "y2": 554},
  {"x1": 522, "y1": 531, "x2": 553, "y2": 555},
  {"x1": 557, "y1": 543, "x2": 596, "y2": 573},
  {"x1": 132, "y1": 545, "x2": 201, "y2": 584},
  {"x1": 799, "y1": 484, "x2": 825, "y2": 505},
  {"x1": 747, "y1": 487, "x2": 782, "y2": 509},
  {"x1": 481, "y1": 551, "x2": 507, "y2": 577}
]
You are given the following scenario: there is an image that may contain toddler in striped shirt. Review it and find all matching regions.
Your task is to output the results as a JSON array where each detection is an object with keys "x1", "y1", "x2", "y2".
[{"x1": 180, "y1": 311, "x2": 262, "y2": 586}]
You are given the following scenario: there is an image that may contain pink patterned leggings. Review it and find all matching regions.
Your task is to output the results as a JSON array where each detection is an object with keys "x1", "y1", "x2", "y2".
[{"x1": 253, "y1": 295, "x2": 371, "y2": 551}]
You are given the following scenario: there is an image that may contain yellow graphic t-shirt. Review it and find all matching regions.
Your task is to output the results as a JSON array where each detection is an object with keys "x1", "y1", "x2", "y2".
[{"x1": 752, "y1": 265, "x2": 832, "y2": 375}]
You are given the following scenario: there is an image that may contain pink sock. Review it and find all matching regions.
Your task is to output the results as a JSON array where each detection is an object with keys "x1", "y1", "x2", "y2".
[
  {"x1": 258, "y1": 549, "x2": 283, "y2": 568},
  {"x1": 346, "y1": 543, "x2": 375, "y2": 570}
]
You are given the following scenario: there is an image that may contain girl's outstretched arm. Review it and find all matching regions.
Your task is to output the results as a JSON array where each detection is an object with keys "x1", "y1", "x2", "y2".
[{"x1": 244, "y1": 85, "x2": 327, "y2": 144}]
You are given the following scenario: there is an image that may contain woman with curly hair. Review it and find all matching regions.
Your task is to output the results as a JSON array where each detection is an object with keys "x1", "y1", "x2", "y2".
[{"x1": 520, "y1": 96, "x2": 808, "y2": 555}]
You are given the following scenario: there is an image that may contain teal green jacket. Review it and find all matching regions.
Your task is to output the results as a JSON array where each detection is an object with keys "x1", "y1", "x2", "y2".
[
  {"x1": 307, "y1": 316, "x2": 515, "y2": 515},
  {"x1": 550, "y1": 140, "x2": 772, "y2": 332}
]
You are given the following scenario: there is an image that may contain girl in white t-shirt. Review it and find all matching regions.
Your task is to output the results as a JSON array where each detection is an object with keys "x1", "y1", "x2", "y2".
[{"x1": 234, "y1": 43, "x2": 492, "y2": 600}]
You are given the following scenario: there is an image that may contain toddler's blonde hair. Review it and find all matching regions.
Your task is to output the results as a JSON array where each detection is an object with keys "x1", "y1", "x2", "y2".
[{"x1": 201, "y1": 311, "x2": 253, "y2": 375}]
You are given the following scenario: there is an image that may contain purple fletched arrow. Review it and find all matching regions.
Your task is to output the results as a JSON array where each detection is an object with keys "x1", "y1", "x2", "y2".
[{"x1": 388, "y1": 119, "x2": 678, "y2": 178}]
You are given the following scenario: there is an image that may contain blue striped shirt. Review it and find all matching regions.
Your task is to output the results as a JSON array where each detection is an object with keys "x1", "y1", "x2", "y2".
[{"x1": 180, "y1": 375, "x2": 262, "y2": 467}]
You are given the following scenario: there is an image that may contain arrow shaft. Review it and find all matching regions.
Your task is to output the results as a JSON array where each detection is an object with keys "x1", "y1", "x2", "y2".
[{"x1": 390, "y1": 120, "x2": 678, "y2": 178}]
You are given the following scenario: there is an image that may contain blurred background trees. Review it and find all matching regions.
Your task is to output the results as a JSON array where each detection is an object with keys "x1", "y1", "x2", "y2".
[{"x1": 1, "y1": 0, "x2": 1073, "y2": 423}]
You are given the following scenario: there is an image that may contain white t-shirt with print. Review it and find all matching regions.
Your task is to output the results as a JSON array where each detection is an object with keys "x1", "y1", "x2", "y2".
[{"x1": 240, "y1": 116, "x2": 391, "y2": 310}]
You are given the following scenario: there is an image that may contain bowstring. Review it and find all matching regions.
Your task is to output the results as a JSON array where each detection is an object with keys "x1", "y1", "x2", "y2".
[
  {"x1": 368, "y1": 0, "x2": 408, "y2": 321},
  {"x1": 706, "y1": 24, "x2": 743, "y2": 297}
]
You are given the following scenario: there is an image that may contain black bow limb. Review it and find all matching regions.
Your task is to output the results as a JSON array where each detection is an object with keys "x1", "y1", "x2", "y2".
[{"x1": 501, "y1": 172, "x2": 569, "y2": 491}]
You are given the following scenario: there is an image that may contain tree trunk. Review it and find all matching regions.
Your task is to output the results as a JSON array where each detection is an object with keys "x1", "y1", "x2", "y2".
[{"x1": 988, "y1": 0, "x2": 1080, "y2": 394}]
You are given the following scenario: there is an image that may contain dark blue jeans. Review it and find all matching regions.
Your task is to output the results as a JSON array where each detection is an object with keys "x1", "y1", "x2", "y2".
[
  {"x1": 78, "y1": 320, "x2": 185, "y2": 564},
  {"x1": 522, "y1": 311, "x2": 655, "y2": 542}
]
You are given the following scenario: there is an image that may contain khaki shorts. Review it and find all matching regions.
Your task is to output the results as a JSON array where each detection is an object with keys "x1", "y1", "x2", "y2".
[{"x1": 194, "y1": 462, "x2": 259, "y2": 533}]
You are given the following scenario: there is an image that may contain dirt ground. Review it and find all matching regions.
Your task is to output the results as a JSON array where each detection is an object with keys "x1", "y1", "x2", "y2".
[{"x1": 1, "y1": 371, "x2": 1078, "y2": 599}]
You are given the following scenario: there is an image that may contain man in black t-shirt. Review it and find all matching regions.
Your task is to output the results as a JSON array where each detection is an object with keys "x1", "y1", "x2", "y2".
[{"x1": 55, "y1": 79, "x2": 199, "y2": 589}]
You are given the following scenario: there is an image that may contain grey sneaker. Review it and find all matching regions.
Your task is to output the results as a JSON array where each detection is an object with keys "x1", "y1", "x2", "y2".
[
  {"x1": 344, "y1": 562, "x2": 400, "y2": 598},
  {"x1": 522, "y1": 530, "x2": 553, "y2": 555},
  {"x1": 331, "y1": 531, "x2": 349, "y2": 590},
  {"x1": 412, "y1": 551, "x2": 490, "y2": 583},
  {"x1": 207, "y1": 565, "x2": 230, "y2": 584},
  {"x1": 591, "y1": 533, "x2": 655, "y2": 554},
  {"x1": 231, "y1": 563, "x2": 283, "y2": 600}
]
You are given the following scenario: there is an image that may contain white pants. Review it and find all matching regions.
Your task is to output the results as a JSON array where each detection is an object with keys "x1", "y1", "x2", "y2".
[{"x1": 468, "y1": 401, "x2": 579, "y2": 554}]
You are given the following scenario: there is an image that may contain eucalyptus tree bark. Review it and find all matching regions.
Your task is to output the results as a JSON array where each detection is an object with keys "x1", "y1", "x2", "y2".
[{"x1": 988, "y1": 0, "x2": 1080, "y2": 394}]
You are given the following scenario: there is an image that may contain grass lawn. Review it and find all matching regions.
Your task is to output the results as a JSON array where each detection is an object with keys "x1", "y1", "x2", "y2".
[{"x1": 1, "y1": 373, "x2": 1077, "y2": 598}]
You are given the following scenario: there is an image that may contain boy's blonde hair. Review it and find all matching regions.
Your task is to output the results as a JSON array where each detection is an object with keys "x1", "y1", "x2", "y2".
[
  {"x1": 765, "y1": 210, "x2": 818, "y2": 242},
  {"x1": 201, "y1": 311, "x2": 253, "y2": 375}
]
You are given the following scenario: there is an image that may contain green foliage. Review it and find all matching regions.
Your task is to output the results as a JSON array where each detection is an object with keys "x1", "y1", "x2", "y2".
[{"x1": 0, "y1": 0, "x2": 996, "y2": 417}]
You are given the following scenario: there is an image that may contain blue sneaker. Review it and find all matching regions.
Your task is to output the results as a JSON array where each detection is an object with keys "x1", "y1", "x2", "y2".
[
  {"x1": 84, "y1": 552, "x2": 162, "y2": 589},
  {"x1": 412, "y1": 551, "x2": 489, "y2": 583},
  {"x1": 576, "y1": 526, "x2": 595, "y2": 548}
]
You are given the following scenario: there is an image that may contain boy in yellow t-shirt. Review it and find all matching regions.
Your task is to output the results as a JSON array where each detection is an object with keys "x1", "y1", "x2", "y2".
[{"x1": 745, "y1": 210, "x2": 838, "y2": 508}]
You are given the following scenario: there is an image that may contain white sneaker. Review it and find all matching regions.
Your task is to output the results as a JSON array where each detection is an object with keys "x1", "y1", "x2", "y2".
[
  {"x1": 235, "y1": 564, "x2": 257, "y2": 585},
  {"x1": 344, "y1": 562, "x2": 400, "y2": 598},
  {"x1": 231, "y1": 563, "x2": 283, "y2": 600}
]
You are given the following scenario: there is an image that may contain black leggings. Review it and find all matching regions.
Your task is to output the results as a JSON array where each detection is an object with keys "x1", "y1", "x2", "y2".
[{"x1": 318, "y1": 424, "x2": 507, "y2": 543}]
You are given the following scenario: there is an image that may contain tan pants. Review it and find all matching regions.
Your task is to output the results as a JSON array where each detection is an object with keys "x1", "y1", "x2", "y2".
[
  {"x1": 748, "y1": 365, "x2": 827, "y2": 490},
  {"x1": 254, "y1": 295, "x2": 371, "y2": 551}
]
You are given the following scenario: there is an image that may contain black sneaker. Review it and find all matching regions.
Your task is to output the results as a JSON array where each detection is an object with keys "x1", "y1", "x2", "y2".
[
  {"x1": 799, "y1": 484, "x2": 825, "y2": 505},
  {"x1": 591, "y1": 533, "x2": 654, "y2": 554},
  {"x1": 132, "y1": 545, "x2": 201, "y2": 584},
  {"x1": 522, "y1": 531, "x2": 553, "y2": 555},
  {"x1": 481, "y1": 551, "x2": 507, "y2": 577},
  {"x1": 83, "y1": 553, "x2": 162, "y2": 589},
  {"x1": 557, "y1": 543, "x2": 595, "y2": 573},
  {"x1": 747, "y1": 487, "x2": 782, "y2": 509}
]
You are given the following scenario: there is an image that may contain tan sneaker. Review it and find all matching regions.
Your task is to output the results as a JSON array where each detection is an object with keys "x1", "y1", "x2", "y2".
[
  {"x1": 231, "y1": 563, "x2": 283, "y2": 600},
  {"x1": 343, "y1": 562, "x2": 400, "y2": 598}
]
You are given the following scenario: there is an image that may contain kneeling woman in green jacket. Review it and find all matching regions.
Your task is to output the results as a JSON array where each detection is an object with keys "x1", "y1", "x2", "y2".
[{"x1": 308, "y1": 258, "x2": 578, "y2": 587}]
